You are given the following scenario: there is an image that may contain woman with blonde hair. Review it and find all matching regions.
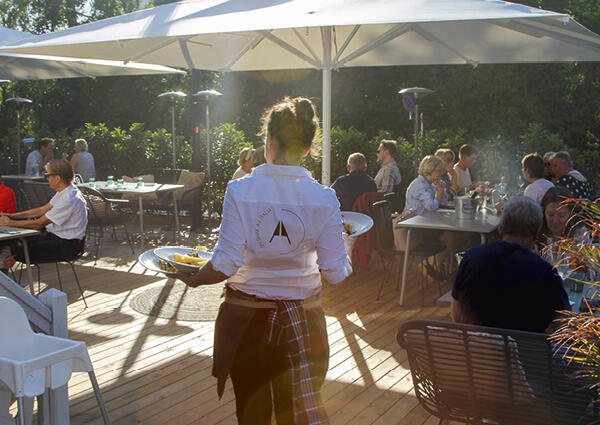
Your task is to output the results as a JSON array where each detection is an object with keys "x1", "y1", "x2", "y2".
[
  {"x1": 62, "y1": 138, "x2": 95, "y2": 182},
  {"x1": 179, "y1": 97, "x2": 351, "y2": 424},
  {"x1": 434, "y1": 148, "x2": 458, "y2": 200},
  {"x1": 404, "y1": 155, "x2": 445, "y2": 214},
  {"x1": 231, "y1": 146, "x2": 255, "y2": 180}
]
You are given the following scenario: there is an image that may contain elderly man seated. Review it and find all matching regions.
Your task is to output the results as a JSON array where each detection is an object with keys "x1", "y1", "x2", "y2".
[
  {"x1": 451, "y1": 196, "x2": 569, "y2": 333},
  {"x1": 331, "y1": 152, "x2": 377, "y2": 211},
  {"x1": 550, "y1": 151, "x2": 594, "y2": 199},
  {"x1": 0, "y1": 159, "x2": 87, "y2": 264}
]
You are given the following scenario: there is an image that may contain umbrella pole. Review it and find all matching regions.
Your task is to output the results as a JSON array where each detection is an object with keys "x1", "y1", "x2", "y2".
[
  {"x1": 322, "y1": 68, "x2": 332, "y2": 186},
  {"x1": 205, "y1": 103, "x2": 211, "y2": 219},
  {"x1": 171, "y1": 100, "x2": 177, "y2": 173},
  {"x1": 413, "y1": 102, "x2": 419, "y2": 176},
  {"x1": 16, "y1": 109, "x2": 21, "y2": 174}
]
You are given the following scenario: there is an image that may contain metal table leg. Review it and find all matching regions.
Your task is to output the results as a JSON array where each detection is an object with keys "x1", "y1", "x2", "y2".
[
  {"x1": 138, "y1": 196, "x2": 144, "y2": 250},
  {"x1": 19, "y1": 237, "x2": 35, "y2": 294},
  {"x1": 172, "y1": 192, "x2": 179, "y2": 243},
  {"x1": 399, "y1": 228, "x2": 412, "y2": 306}
]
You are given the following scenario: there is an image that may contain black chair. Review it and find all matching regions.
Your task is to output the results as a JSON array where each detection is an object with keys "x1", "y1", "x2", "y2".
[
  {"x1": 21, "y1": 181, "x2": 55, "y2": 209},
  {"x1": 397, "y1": 319, "x2": 597, "y2": 425},
  {"x1": 372, "y1": 200, "x2": 445, "y2": 303},
  {"x1": 79, "y1": 186, "x2": 135, "y2": 264},
  {"x1": 383, "y1": 192, "x2": 401, "y2": 214},
  {"x1": 18, "y1": 244, "x2": 88, "y2": 308}
]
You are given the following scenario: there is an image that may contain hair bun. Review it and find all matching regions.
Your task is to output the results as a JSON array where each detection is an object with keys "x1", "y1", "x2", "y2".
[{"x1": 295, "y1": 98, "x2": 314, "y2": 121}]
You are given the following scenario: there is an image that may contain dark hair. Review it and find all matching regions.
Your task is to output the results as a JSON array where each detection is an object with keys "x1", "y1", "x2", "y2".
[
  {"x1": 459, "y1": 144, "x2": 476, "y2": 158},
  {"x1": 47, "y1": 159, "x2": 74, "y2": 184},
  {"x1": 259, "y1": 97, "x2": 319, "y2": 157},
  {"x1": 38, "y1": 137, "x2": 54, "y2": 150},
  {"x1": 540, "y1": 186, "x2": 574, "y2": 239},
  {"x1": 380, "y1": 139, "x2": 398, "y2": 159},
  {"x1": 522, "y1": 153, "x2": 544, "y2": 179}
]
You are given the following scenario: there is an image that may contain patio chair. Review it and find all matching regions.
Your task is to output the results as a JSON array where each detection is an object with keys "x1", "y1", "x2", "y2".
[
  {"x1": 383, "y1": 192, "x2": 401, "y2": 214},
  {"x1": 21, "y1": 182, "x2": 55, "y2": 209},
  {"x1": 397, "y1": 319, "x2": 596, "y2": 425},
  {"x1": 0, "y1": 296, "x2": 111, "y2": 425},
  {"x1": 79, "y1": 186, "x2": 135, "y2": 264},
  {"x1": 372, "y1": 200, "x2": 445, "y2": 303}
]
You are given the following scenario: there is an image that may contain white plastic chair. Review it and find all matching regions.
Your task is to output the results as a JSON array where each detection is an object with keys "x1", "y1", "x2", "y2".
[{"x1": 0, "y1": 297, "x2": 111, "y2": 425}]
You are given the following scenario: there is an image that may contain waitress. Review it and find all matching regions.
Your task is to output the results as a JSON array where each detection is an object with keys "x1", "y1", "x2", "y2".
[{"x1": 179, "y1": 97, "x2": 351, "y2": 424}]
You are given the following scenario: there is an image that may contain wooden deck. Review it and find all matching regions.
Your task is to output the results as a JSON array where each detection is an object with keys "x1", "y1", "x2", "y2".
[{"x1": 16, "y1": 236, "x2": 460, "y2": 425}]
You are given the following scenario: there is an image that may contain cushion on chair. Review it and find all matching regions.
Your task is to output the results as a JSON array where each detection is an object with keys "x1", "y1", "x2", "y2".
[
  {"x1": 174, "y1": 170, "x2": 205, "y2": 201},
  {"x1": 122, "y1": 175, "x2": 157, "y2": 200}
]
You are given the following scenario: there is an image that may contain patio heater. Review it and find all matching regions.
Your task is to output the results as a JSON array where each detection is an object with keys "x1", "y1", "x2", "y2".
[
  {"x1": 6, "y1": 97, "x2": 32, "y2": 174},
  {"x1": 192, "y1": 89, "x2": 222, "y2": 230},
  {"x1": 158, "y1": 91, "x2": 187, "y2": 180},
  {"x1": 398, "y1": 87, "x2": 433, "y2": 176}
]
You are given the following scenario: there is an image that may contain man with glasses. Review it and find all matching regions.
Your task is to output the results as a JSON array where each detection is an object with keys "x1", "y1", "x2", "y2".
[
  {"x1": 374, "y1": 139, "x2": 402, "y2": 193},
  {"x1": 0, "y1": 159, "x2": 87, "y2": 264}
]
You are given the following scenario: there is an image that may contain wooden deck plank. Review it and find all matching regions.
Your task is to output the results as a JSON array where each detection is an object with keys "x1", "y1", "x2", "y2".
[{"x1": 14, "y1": 238, "x2": 455, "y2": 425}]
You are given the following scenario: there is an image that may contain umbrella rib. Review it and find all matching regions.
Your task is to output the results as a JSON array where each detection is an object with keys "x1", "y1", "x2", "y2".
[
  {"x1": 225, "y1": 33, "x2": 265, "y2": 70},
  {"x1": 125, "y1": 37, "x2": 182, "y2": 63},
  {"x1": 178, "y1": 39, "x2": 195, "y2": 69},
  {"x1": 336, "y1": 23, "x2": 410, "y2": 68},
  {"x1": 494, "y1": 20, "x2": 600, "y2": 53},
  {"x1": 411, "y1": 24, "x2": 477, "y2": 66},
  {"x1": 258, "y1": 30, "x2": 321, "y2": 68},
  {"x1": 292, "y1": 28, "x2": 320, "y2": 64},
  {"x1": 333, "y1": 25, "x2": 361, "y2": 65}
]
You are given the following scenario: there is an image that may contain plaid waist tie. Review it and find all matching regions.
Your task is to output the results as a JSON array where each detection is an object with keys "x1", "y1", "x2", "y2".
[{"x1": 264, "y1": 301, "x2": 329, "y2": 425}]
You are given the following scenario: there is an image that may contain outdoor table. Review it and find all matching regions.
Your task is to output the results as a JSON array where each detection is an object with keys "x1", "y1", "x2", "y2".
[
  {"x1": 1, "y1": 174, "x2": 46, "y2": 182},
  {"x1": 0, "y1": 226, "x2": 40, "y2": 293},
  {"x1": 78, "y1": 181, "x2": 184, "y2": 249},
  {"x1": 396, "y1": 209, "x2": 500, "y2": 306}
]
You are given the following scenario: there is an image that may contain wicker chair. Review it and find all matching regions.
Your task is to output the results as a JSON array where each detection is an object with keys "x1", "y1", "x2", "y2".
[
  {"x1": 397, "y1": 319, "x2": 597, "y2": 425},
  {"x1": 79, "y1": 186, "x2": 135, "y2": 264}
]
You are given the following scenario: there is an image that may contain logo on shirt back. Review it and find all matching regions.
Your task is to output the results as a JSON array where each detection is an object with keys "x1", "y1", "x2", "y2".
[{"x1": 255, "y1": 207, "x2": 305, "y2": 254}]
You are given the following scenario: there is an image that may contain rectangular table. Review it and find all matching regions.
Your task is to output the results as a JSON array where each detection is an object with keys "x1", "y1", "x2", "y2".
[
  {"x1": 79, "y1": 181, "x2": 184, "y2": 249},
  {"x1": 396, "y1": 209, "x2": 500, "y2": 306},
  {"x1": 0, "y1": 227, "x2": 40, "y2": 293}
]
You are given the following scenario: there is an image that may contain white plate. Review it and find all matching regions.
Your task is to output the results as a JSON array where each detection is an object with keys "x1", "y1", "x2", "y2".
[
  {"x1": 153, "y1": 246, "x2": 212, "y2": 273},
  {"x1": 138, "y1": 249, "x2": 178, "y2": 276},
  {"x1": 341, "y1": 212, "x2": 373, "y2": 238}
]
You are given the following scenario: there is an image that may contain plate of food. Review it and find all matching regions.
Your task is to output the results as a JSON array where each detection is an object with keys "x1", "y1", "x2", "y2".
[
  {"x1": 138, "y1": 249, "x2": 178, "y2": 276},
  {"x1": 153, "y1": 246, "x2": 212, "y2": 274},
  {"x1": 341, "y1": 212, "x2": 373, "y2": 238}
]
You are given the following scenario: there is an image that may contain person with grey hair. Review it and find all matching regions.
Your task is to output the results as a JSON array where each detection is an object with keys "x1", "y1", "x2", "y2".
[
  {"x1": 451, "y1": 196, "x2": 569, "y2": 333},
  {"x1": 550, "y1": 151, "x2": 593, "y2": 199},
  {"x1": 543, "y1": 151, "x2": 555, "y2": 181},
  {"x1": 331, "y1": 152, "x2": 377, "y2": 211},
  {"x1": 62, "y1": 138, "x2": 96, "y2": 182}
]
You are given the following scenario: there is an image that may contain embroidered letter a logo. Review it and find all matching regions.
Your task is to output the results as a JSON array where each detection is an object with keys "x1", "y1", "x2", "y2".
[{"x1": 269, "y1": 221, "x2": 291, "y2": 244}]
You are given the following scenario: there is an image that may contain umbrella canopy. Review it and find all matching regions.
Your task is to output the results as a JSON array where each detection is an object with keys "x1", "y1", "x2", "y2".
[
  {"x1": 3, "y1": 0, "x2": 600, "y2": 183},
  {"x1": 0, "y1": 27, "x2": 185, "y2": 80}
]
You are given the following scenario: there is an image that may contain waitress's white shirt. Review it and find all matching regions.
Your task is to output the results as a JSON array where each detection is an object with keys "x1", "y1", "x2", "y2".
[{"x1": 211, "y1": 164, "x2": 352, "y2": 300}]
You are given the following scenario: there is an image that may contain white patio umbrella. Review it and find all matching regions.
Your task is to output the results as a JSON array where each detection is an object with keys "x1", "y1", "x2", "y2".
[
  {"x1": 0, "y1": 27, "x2": 185, "y2": 79},
  {"x1": 3, "y1": 0, "x2": 600, "y2": 184}
]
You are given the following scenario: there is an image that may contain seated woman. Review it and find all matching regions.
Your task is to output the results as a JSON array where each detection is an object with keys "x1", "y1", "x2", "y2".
[
  {"x1": 63, "y1": 138, "x2": 96, "y2": 182},
  {"x1": 434, "y1": 148, "x2": 458, "y2": 201},
  {"x1": 539, "y1": 186, "x2": 576, "y2": 245},
  {"x1": 231, "y1": 147, "x2": 255, "y2": 180},
  {"x1": 404, "y1": 155, "x2": 445, "y2": 215}
]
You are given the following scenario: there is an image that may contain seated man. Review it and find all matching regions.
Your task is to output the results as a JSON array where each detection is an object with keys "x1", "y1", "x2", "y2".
[
  {"x1": 374, "y1": 139, "x2": 402, "y2": 193},
  {"x1": 0, "y1": 159, "x2": 87, "y2": 263},
  {"x1": 522, "y1": 152, "x2": 554, "y2": 204},
  {"x1": 331, "y1": 152, "x2": 377, "y2": 211},
  {"x1": 0, "y1": 172, "x2": 16, "y2": 214},
  {"x1": 451, "y1": 196, "x2": 569, "y2": 333},
  {"x1": 550, "y1": 151, "x2": 594, "y2": 199},
  {"x1": 25, "y1": 137, "x2": 54, "y2": 176}
]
